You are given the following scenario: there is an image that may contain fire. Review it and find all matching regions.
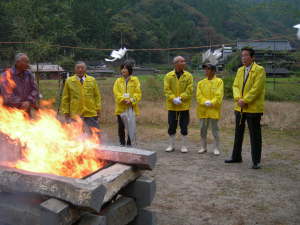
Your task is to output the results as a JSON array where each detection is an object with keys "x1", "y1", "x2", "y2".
[
  {"x1": 0, "y1": 69, "x2": 16, "y2": 94},
  {"x1": 0, "y1": 98, "x2": 105, "y2": 179}
]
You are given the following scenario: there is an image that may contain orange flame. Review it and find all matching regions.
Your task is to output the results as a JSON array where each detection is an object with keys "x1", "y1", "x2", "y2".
[
  {"x1": 0, "y1": 69, "x2": 16, "y2": 94},
  {"x1": 0, "y1": 98, "x2": 105, "y2": 179}
]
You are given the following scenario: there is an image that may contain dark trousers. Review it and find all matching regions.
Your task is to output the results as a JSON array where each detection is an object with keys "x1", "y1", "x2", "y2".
[
  {"x1": 82, "y1": 117, "x2": 100, "y2": 135},
  {"x1": 168, "y1": 110, "x2": 190, "y2": 136},
  {"x1": 231, "y1": 111, "x2": 262, "y2": 164},
  {"x1": 117, "y1": 115, "x2": 131, "y2": 146}
]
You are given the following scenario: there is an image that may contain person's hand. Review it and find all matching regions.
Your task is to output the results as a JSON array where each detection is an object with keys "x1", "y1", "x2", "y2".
[
  {"x1": 123, "y1": 93, "x2": 130, "y2": 98},
  {"x1": 96, "y1": 110, "x2": 100, "y2": 117},
  {"x1": 204, "y1": 100, "x2": 212, "y2": 107},
  {"x1": 238, "y1": 99, "x2": 246, "y2": 108},
  {"x1": 173, "y1": 97, "x2": 182, "y2": 105},
  {"x1": 20, "y1": 101, "x2": 31, "y2": 110},
  {"x1": 64, "y1": 113, "x2": 70, "y2": 120},
  {"x1": 124, "y1": 99, "x2": 132, "y2": 105}
]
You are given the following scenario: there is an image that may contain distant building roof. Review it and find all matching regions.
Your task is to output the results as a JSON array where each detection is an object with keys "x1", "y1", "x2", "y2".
[
  {"x1": 237, "y1": 40, "x2": 293, "y2": 51},
  {"x1": 30, "y1": 64, "x2": 64, "y2": 72},
  {"x1": 265, "y1": 67, "x2": 290, "y2": 74},
  {"x1": 87, "y1": 69, "x2": 115, "y2": 74}
]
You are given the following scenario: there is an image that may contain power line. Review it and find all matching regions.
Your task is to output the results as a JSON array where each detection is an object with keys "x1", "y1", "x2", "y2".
[{"x1": 0, "y1": 34, "x2": 296, "y2": 52}]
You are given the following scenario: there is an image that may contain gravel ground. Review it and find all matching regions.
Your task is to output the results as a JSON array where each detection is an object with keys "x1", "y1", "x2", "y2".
[{"x1": 128, "y1": 127, "x2": 300, "y2": 225}]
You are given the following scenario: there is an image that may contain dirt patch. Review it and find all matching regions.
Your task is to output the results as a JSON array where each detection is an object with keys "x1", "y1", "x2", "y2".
[{"x1": 102, "y1": 125, "x2": 300, "y2": 225}]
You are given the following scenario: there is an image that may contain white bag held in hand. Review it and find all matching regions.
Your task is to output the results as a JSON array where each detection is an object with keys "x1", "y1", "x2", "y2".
[{"x1": 120, "y1": 107, "x2": 136, "y2": 146}]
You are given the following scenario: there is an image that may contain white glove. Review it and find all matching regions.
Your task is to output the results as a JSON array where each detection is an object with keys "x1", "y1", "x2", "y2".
[
  {"x1": 204, "y1": 100, "x2": 212, "y2": 107},
  {"x1": 123, "y1": 93, "x2": 130, "y2": 98},
  {"x1": 173, "y1": 97, "x2": 182, "y2": 105}
]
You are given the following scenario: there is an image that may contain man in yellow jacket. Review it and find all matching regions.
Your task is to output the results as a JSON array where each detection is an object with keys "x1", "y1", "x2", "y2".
[
  {"x1": 61, "y1": 61, "x2": 101, "y2": 133},
  {"x1": 164, "y1": 56, "x2": 193, "y2": 153},
  {"x1": 113, "y1": 61, "x2": 142, "y2": 146},
  {"x1": 196, "y1": 63, "x2": 224, "y2": 155},
  {"x1": 225, "y1": 47, "x2": 266, "y2": 169}
]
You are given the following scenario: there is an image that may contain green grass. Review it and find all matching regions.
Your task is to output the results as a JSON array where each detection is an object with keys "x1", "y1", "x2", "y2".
[
  {"x1": 223, "y1": 75, "x2": 300, "y2": 102},
  {"x1": 38, "y1": 73, "x2": 300, "y2": 108},
  {"x1": 39, "y1": 80, "x2": 60, "y2": 101}
]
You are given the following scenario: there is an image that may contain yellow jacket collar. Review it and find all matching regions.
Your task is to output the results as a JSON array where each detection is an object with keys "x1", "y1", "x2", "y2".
[
  {"x1": 120, "y1": 75, "x2": 132, "y2": 81},
  {"x1": 170, "y1": 70, "x2": 188, "y2": 77},
  {"x1": 204, "y1": 75, "x2": 217, "y2": 81},
  {"x1": 242, "y1": 62, "x2": 258, "y2": 72}
]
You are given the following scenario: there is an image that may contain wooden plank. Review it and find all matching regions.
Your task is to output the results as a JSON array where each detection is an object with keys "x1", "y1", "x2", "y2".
[
  {"x1": 85, "y1": 164, "x2": 141, "y2": 204},
  {"x1": 0, "y1": 166, "x2": 107, "y2": 213},
  {"x1": 100, "y1": 197, "x2": 137, "y2": 225},
  {"x1": 74, "y1": 213, "x2": 106, "y2": 225},
  {"x1": 0, "y1": 193, "x2": 80, "y2": 225},
  {"x1": 128, "y1": 209, "x2": 157, "y2": 225},
  {"x1": 96, "y1": 145, "x2": 157, "y2": 170},
  {"x1": 121, "y1": 176, "x2": 156, "y2": 208},
  {"x1": 40, "y1": 198, "x2": 80, "y2": 225}
]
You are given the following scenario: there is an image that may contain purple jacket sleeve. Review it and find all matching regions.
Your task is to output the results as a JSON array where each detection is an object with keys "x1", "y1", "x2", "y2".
[
  {"x1": 0, "y1": 70, "x2": 39, "y2": 108},
  {"x1": 26, "y1": 73, "x2": 39, "y2": 105}
]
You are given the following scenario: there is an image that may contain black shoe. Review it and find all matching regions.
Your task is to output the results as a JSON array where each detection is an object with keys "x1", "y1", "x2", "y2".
[
  {"x1": 252, "y1": 163, "x2": 261, "y2": 169},
  {"x1": 224, "y1": 159, "x2": 243, "y2": 163}
]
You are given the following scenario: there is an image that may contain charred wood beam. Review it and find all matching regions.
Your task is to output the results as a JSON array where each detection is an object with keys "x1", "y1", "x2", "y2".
[
  {"x1": 0, "y1": 193, "x2": 80, "y2": 225},
  {"x1": 100, "y1": 197, "x2": 137, "y2": 225},
  {"x1": 85, "y1": 164, "x2": 141, "y2": 204},
  {"x1": 0, "y1": 166, "x2": 106, "y2": 213},
  {"x1": 0, "y1": 163, "x2": 140, "y2": 212},
  {"x1": 96, "y1": 145, "x2": 157, "y2": 170}
]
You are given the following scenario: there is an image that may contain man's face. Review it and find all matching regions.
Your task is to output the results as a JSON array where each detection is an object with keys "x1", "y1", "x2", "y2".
[
  {"x1": 75, "y1": 64, "x2": 86, "y2": 76},
  {"x1": 175, "y1": 57, "x2": 186, "y2": 71},
  {"x1": 16, "y1": 55, "x2": 29, "y2": 71},
  {"x1": 241, "y1": 50, "x2": 253, "y2": 66}
]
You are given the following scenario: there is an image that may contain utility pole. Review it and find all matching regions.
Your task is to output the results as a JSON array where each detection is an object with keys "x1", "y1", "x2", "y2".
[{"x1": 120, "y1": 32, "x2": 123, "y2": 47}]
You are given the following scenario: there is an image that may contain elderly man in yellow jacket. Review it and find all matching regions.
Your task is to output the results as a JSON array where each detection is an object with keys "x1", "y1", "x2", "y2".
[
  {"x1": 164, "y1": 56, "x2": 193, "y2": 153},
  {"x1": 225, "y1": 47, "x2": 266, "y2": 169},
  {"x1": 113, "y1": 61, "x2": 142, "y2": 146},
  {"x1": 61, "y1": 61, "x2": 101, "y2": 133},
  {"x1": 197, "y1": 63, "x2": 224, "y2": 155}
]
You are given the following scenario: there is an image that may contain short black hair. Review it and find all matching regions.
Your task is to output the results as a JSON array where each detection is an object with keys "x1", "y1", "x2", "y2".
[
  {"x1": 202, "y1": 63, "x2": 216, "y2": 72},
  {"x1": 241, "y1": 47, "x2": 255, "y2": 57},
  {"x1": 120, "y1": 60, "x2": 133, "y2": 75}
]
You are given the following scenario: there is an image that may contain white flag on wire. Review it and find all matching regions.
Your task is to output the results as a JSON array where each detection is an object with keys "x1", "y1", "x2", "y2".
[{"x1": 105, "y1": 47, "x2": 128, "y2": 62}]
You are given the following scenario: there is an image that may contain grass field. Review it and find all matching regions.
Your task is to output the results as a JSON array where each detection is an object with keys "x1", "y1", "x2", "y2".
[{"x1": 39, "y1": 75, "x2": 300, "y2": 130}]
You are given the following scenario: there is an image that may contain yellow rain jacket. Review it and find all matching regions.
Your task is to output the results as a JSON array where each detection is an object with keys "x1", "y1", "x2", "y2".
[
  {"x1": 61, "y1": 74, "x2": 101, "y2": 118},
  {"x1": 113, "y1": 76, "x2": 142, "y2": 115},
  {"x1": 196, "y1": 76, "x2": 224, "y2": 119},
  {"x1": 233, "y1": 62, "x2": 266, "y2": 113},
  {"x1": 164, "y1": 70, "x2": 193, "y2": 111}
]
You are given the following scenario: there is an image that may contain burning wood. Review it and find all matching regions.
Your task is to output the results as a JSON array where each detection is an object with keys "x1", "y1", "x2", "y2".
[
  {"x1": 0, "y1": 97, "x2": 106, "y2": 179},
  {"x1": 85, "y1": 163, "x2": 141, "y2": 204},
  {"x1": 0, "y1": 163, "x2": 141, "y2": 213},
  {"x1": 0, "y1": 165, "x2": 107, "y2": 212},
  {"x1": 0, "y1": 65, "x2": 157, "y2": 224}
]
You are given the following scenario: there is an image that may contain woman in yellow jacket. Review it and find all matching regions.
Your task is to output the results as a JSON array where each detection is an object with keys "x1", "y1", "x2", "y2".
[
  {"x1": 113, "y1": 61, "x2": 142, "y2": 146},
  {"x1": 196, "y1": 63, "x2": 224, "y2": 155}
]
